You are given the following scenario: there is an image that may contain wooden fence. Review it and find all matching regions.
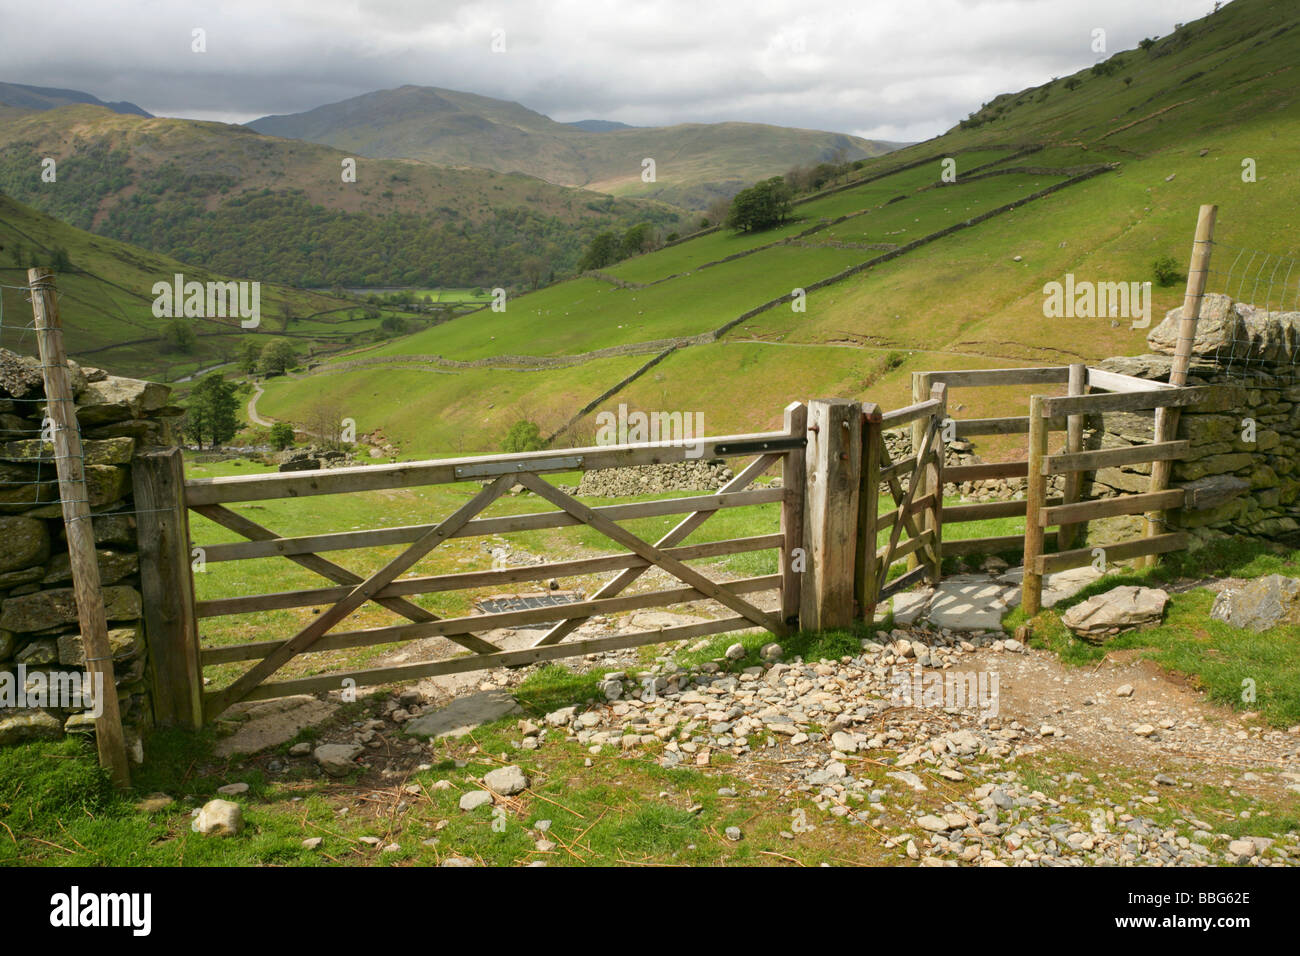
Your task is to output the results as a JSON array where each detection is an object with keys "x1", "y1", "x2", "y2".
[
  {"x1": 144, "y1": 407, "x2": 811, "y2": 725},
  {"x1": 139, "y1": 376, "x2": 1203, "y2": 727},
  {"x1": 868, "y1": 364, "x2": 1204, "y2": 618}
]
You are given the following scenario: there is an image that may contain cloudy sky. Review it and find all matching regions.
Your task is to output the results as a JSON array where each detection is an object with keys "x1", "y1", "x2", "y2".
[{"x1": 1, "y1": 0, "x2": 1219, "y2": 141}]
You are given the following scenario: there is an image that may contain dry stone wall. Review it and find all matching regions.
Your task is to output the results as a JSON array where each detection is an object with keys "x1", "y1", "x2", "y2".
[
  {"x1": 0, "y1": 349, "x2": 181, "y2": 752},
  {"x1": 1087, "y1": 294, "x2": 1300, "y2": 545}
]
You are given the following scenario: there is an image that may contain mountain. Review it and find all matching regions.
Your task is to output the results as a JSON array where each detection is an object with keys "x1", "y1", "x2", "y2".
[
  {"x1": 566, "y1": 120, "x2": 639, "y2": 132},
  {"x1": 0, "y1": 81, "x2": 150, "y2": 116},
  {"x1": 247, "y1": 85, "x2": 900, "y2": 209},
  {"x1": 249, "y1": 0, "x2": 1300, "y2": 458},
  {"x1": 0, "y1": 105, "x2": 681, "y2": 289}
]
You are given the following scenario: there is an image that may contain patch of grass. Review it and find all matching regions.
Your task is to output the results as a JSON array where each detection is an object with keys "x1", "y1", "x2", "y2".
[{"x1": 514, "y1": 664, "x2": 601, "y2": 714}]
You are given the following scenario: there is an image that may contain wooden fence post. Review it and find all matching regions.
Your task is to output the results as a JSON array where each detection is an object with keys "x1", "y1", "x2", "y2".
[
  {"x1": 908, "y1": 372, "x2": 932, "y2": 572},
  {"x1": 134, "y1": 448, "x2": 203, "y2": 728},
  {"x1": 1022, "y1": 393, "x2": 1049, "y2": 616},
  {"x1": 780, "y1": 401, "x2": 808, "y2": 630},
  {"x1": 28, "y1": 268, "x2": 131, "y2": 789},
  {"x1": 1057, "y1": 363, "x2": 1087, "y2": 549},
  {"x1": 856, "y1": 403, "x2": 882, "y2": 622},
  {"x1": 925, "y1": 382, "x2": 946, "y2": 584},
  {"x1": 802, "y1": 398, "x2": 861, "y2": 631},
  {"x1": 1143, "y1": 204, "x2": 1217, "y2": 566}
]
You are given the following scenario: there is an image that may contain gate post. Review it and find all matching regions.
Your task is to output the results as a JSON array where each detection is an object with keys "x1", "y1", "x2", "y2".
[
  {"x1": 1056, "y1": 363, "x2": 1087, "y2": 550},
  {"x1": 134, "y1": 448, "x2": 203, "y2": 728},
  {"x1": 908, "y1": 372, "x2": 932, "y2": 572},
  {"x1": 802, "y1": 398, "x2": 861, "y2": 631},
  {"x1": 925, "y1": 382, "x2": 946, "y2": 584},
  {"x1": 1022, "y1": 394, "x2": 1049, "y2": 616},
  {"x1": 857, "y1": 403, "x2": 883, "y2": 623},
  {"x1": 780, "y1": 401, "x2": 808, "y2": 629}
]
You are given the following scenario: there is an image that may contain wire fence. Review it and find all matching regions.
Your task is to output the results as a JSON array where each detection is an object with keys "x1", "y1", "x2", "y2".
[{"x1": 1200, "y1": 239, "x2": 1300, "y2": 383}]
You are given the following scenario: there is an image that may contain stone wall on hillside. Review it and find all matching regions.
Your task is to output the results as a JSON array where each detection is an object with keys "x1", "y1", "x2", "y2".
[
  {"x1": 0, "y1": 349, "x2": 181, "y2": 752},
  {"x1": 1086, "y1": 293, "x2": 1300, "y2": 545}
]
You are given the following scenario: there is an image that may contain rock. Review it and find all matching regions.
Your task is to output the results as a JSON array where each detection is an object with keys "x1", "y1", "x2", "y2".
[
  {"x1": 724, "y1": 826, "x2": 742, "y2": 841},
  {"x1": 441, "y1": 856, "x2": 478, "y2": 867},
  {"x1": 56, "y1": 625, "x2": 141, "y2": 666},
  {"x1": 1061, "y1": 586, "x2": 1168, "y2": 642},
  {"x1": 1228, "y1": 839, "x2": 1257, "y2": 858},
  {"x1": 404, "y1": 689, "x2": 522, "y2": 738},
  {"x1": 192, "y1": 799, "x2": 243, "y2": 836},
  {"x1": 0, "y1": 585, "x2": 141, "y2": 632},
  {"x1": 42, "y1": 549, "x2": 139, "y2": 587},
  {"x1": 725, "y1": 642, "x2": 746, "y2": 661},
  {"x1": 15, "y1": 638, "x2": 58, "y2": 665},
  {"x1": 831, "y1": 731, "x2": 858, "y2": 753},
  {"x1": 544, "y1": 706, "x2": 577, "y2": 727},
  {"x1": 76, "y1": 375, "x2": 171, "y2": 426},
  {"x1": 1210, "y1": 574, "x2": 1300, "y2": 632},
  {"x1": 759, "y1": 642, "x2": 783, "y2": 661},
  {"x1": 1115, "y1": 684, "x2": 1135, "y2": 698},
  {"x1": 0, "y1": 708, "x2": 62, "y2": 745},
  {"x1": 0, "y1": 516, "x2": 48, "y2": 573},
  {"x1": 217, "y1": 782, "x2": 250, "y2": 796},
  {"x1": 459, "y1": 790, "x2": 494, "y2": 811},
  {"x1": 483, "y1": 765, "x2": 529, "y2": 796},
  {"x1": 917, "y1": 814, "x2": 949, "y2": 832},
  {"x1": 135, "y1": 792, "x2": 174, "y2": 813},
  {"x1": 302, "y1": 837, "x2": 323, "y2": 849},
  {"x1": 313, "y1": 743, "x2": 364, "y2": 776},
  {"x1": 1147, "y1": 294, "x2": 1238, "y2": 357}
]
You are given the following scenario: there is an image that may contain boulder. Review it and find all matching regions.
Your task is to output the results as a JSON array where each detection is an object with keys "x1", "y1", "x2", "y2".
[
  {"x1": 75, "y1": 376, "x2": 171, "y2": 426},
  {"x1": 1210, "y1": 575, "x2": 1300, "y2": 632},
  {"x1": 1146, "y1": 294, "x2": 1239, "y2": 357},
  {"x1": 192, "y1": 799, "x2": 243, "y2": 836},
  {"x1": 1061, "y1": 586, "x2": 1169, "y2": 642}
]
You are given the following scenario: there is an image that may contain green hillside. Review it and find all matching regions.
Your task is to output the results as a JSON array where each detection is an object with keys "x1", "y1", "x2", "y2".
[
  {"x1": 247, "y1": 85, "x2": 902, "y2": 210},
  {"x1": 0, "y1": 106, "x2": 682, "y2": 289},
  {"x1": 250, "y1": 0, "x2": 1300, "y2": 460},
  {"x1": 0, "y1": 191, "x2": 418, "y2": 382}
]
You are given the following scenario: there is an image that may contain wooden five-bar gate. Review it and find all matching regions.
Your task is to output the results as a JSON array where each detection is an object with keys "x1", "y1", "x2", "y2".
[{"x1": 139, "y1": 406, "x2": 813, "y2": 727}]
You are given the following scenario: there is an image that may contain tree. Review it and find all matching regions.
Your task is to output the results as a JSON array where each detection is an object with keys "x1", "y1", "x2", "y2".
[
  {"x1": 726, "y1": 177, "x2": 793, "y2": 232},
  {"x1": 577, "y1": 232, "x2": 622, "y2": 271},
  {"x1": 260, "y1": 339, "x2": 298, "y2": 376},
  {"x1": 236, "y1": 339, "x2": 262, "y2": 374},
  {"x1": 501, "y1": 420, "x2": 545, "y2": 453},
  {"x1": 621, "y1": 223, "x2": 657, "y2": 257},
  {"x1": 521, "y1": 256, "x2": 545, "y2": 289},
  {"x1": 184, "y1": 373, "x2": 239, "y2": 448},
  {"x1": 269, "y1": 421, "x2": 295, "y2": 450},
  {"x1": 160, "y1": 319, "x2": 196, "y2": 353}
]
